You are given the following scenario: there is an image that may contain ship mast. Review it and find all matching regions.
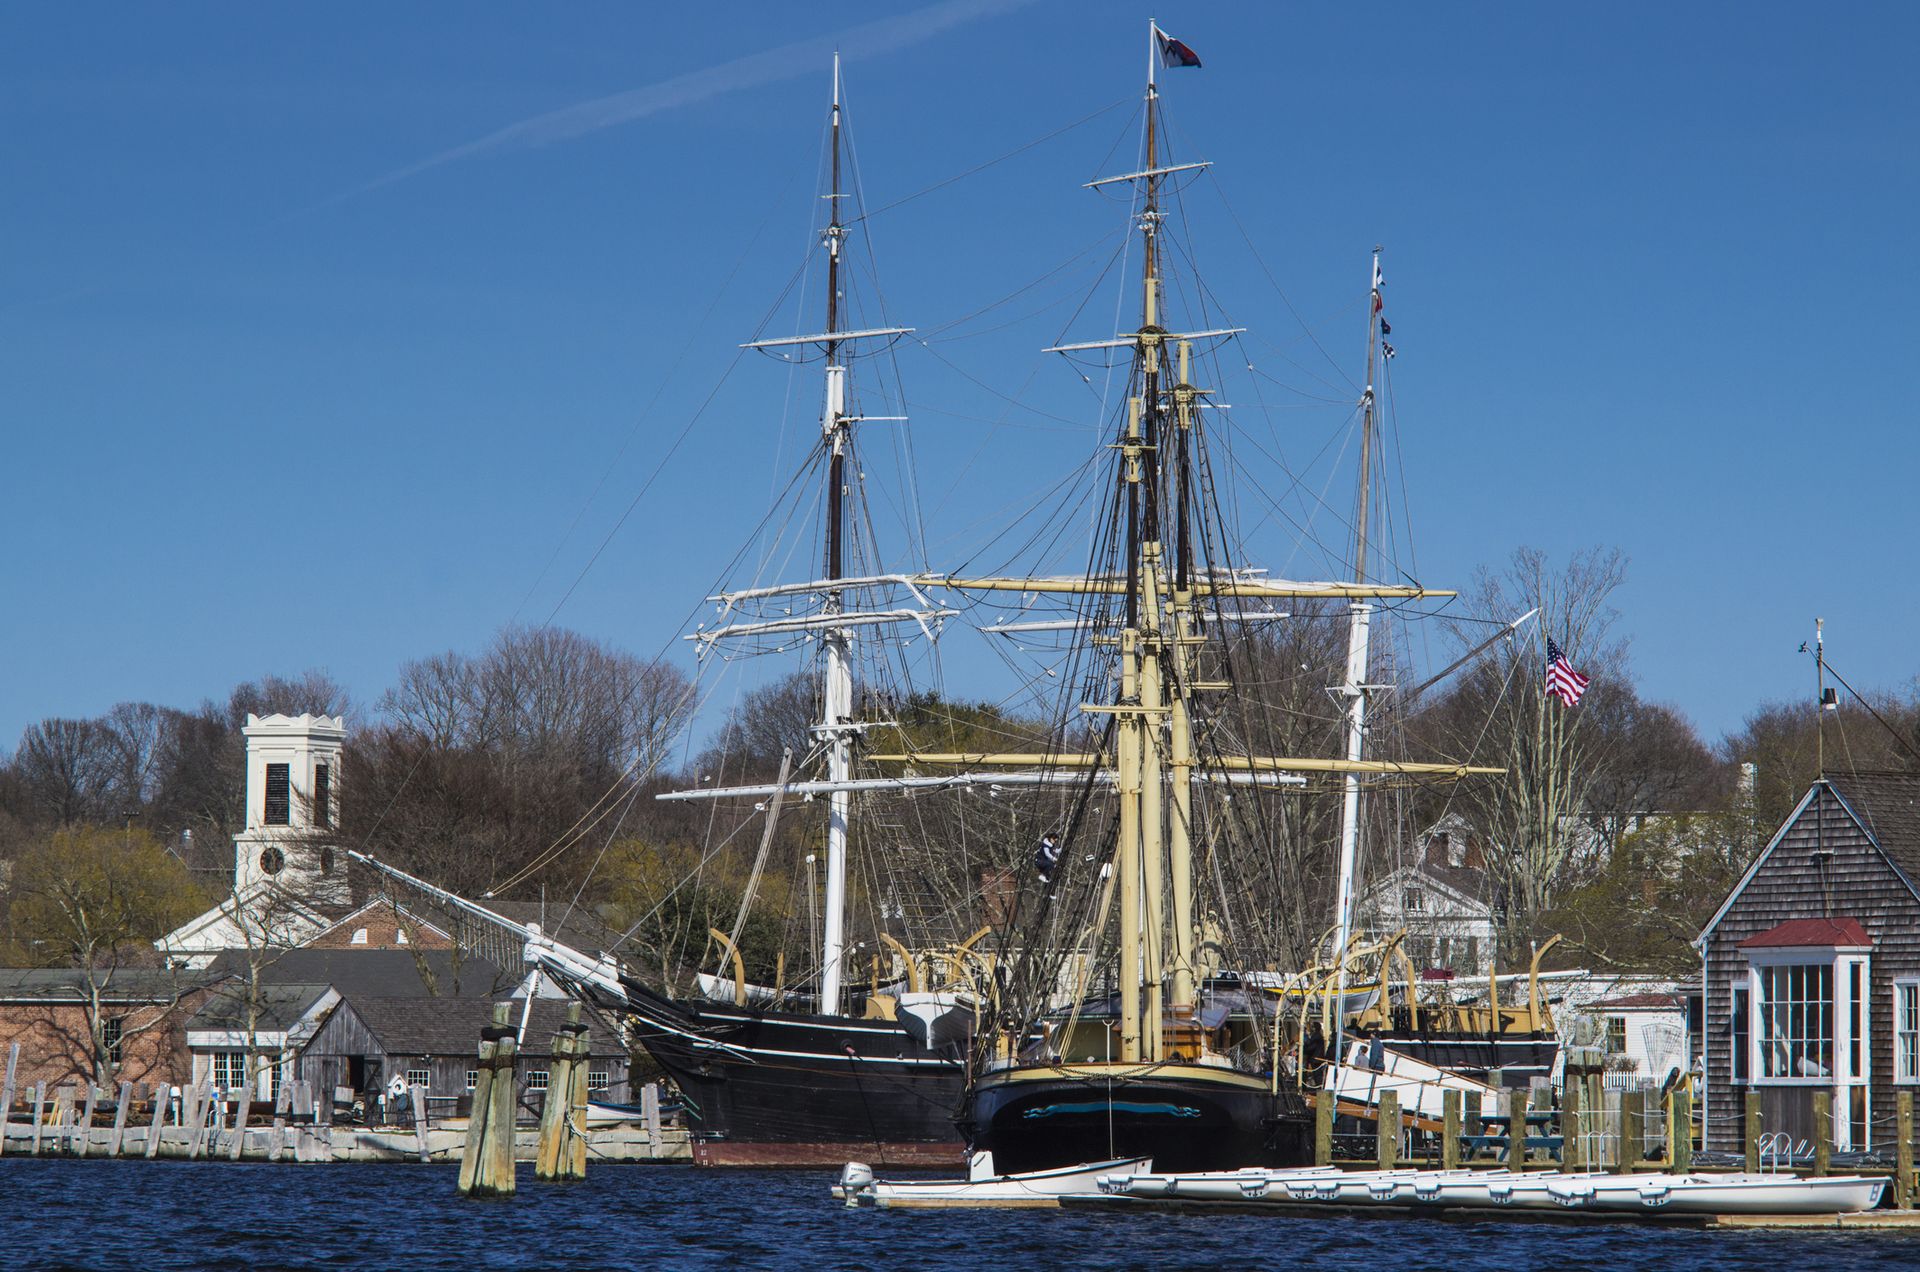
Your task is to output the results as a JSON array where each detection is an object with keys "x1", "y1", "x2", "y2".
[
  {"x1": 819, "y1": 52, "x2": 855, "y2": 1013},
  {"x1": 1329, "y1": 249, "x2": 1384, "y2": 1059}
]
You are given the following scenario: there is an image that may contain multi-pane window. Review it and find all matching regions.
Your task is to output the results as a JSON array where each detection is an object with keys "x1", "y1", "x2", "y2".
[
  {"x1": 211, "y1": 1051, "x2": 248, "y2": 1091},
  {"x1": 406, "y1": 1069, "x2": 430, "y2": 1090},
  {"x1": 1730, "y1": 985, "x2": 1750, "y2": 1085},
  {"x1": 466, "y1": 1070, "x2": 479, "y2": 1091},
  {"x1": 102, "y1": 1017, "x2": 124, "y2": 1065},
  {"x1": 1757, "y1": 963, "x2": 1834, "y2": 1079},
  {"x1": 527, "y1": 1070, "x2": 549, "y2": 1091},
  {"x1": 587, "y1": 1071, "x2": 610, "y2": 1092},
  {"x1": 1402, "y1": 889, "x2": 1425, "y2": 913},
  {"x1": 313, "y1": 763, "x2": 331, "y2": 829},
  {"x1": 1604, "y1": 1016, "x2": 1627, "y2": 1055},
  {"x1": 1897, "y1": 981, "x2": 1920, "y2": 1084},
  {"x1": 264, "y1": 763, "x2": 291, "y2": 826}
]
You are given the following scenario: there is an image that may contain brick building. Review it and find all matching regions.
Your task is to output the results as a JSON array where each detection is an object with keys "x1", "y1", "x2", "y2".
[{"x1": 0, "y1": 968, "x2": 220, "y2": 1091}]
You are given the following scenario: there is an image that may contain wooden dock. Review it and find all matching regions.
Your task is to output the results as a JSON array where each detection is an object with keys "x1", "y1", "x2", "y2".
[
  {"x1": 1057, "y1": 1192, "x2": 1920, "y2": 1230},
  {"x1": 0, "y1": 1076, "x2": 691, "y2": 1165}
]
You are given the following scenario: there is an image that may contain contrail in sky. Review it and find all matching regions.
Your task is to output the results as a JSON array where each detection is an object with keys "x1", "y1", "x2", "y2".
[{"x1": 348, "y1": 0, "x2": 1035, "y2": 200}]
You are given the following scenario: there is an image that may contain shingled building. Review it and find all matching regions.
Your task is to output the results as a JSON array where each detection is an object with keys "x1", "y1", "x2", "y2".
[{"x1": 1697, "y1": 770, "x2": 1920, "y2": 1155}]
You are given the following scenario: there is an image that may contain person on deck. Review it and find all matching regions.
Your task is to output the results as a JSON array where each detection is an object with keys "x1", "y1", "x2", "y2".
[{"x1": 1035, "y1": 833, "x2": 1062, "y2": 886}]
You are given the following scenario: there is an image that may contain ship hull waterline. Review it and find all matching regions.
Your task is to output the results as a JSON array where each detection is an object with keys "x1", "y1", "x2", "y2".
[{"x1": 959, "y1": 1063, "x2": 1313, "y2": 1175}]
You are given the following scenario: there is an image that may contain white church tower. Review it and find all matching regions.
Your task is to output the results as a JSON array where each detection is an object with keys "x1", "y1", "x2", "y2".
[
  {"x1": 157, "y1": 712, "x2": 348, "y2": 967},
  {"x1": 231, "y1": 712, "x2": 347, "y2": 897}
]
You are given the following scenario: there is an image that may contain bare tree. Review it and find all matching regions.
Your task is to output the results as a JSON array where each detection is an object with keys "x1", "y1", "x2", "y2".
[
  {"x1": 1419, "y1": 546, "x2": 1631, "y2": 961},
  {"x1": 11, "y1": 718, "x2": 122, "y2": 826},
  {"x1": 349, "y1": 627, "x2": 692, "y2": 896}
]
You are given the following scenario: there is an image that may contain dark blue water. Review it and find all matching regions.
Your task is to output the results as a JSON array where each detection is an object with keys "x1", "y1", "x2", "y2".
[{"x1": 1, "y1": 1160, "x2": 1912, "y2": 1271}]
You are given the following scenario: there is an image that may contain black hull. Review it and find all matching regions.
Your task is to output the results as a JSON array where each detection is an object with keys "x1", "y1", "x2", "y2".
[
  {"x1": 959, "y1": 1066, "x2": 1312, "y2": 1174},
  {"x1": 613, "y1": 986, "x2": 968, "y2": 1165}
]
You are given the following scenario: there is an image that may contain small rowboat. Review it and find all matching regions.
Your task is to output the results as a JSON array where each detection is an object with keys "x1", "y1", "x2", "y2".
[{"x1": 835, "y1": 1152, "x2": 1152, "y2": 1208}]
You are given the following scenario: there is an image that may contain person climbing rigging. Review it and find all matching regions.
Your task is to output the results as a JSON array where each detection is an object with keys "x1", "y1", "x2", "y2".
[{"x1": 1035, "y1": 832, "x2": 1062, "y2": 886}]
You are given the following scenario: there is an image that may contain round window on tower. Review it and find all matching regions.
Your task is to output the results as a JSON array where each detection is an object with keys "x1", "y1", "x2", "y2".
[{"x1": 259, "y1": 845, "x2": 285, "y2": 876}]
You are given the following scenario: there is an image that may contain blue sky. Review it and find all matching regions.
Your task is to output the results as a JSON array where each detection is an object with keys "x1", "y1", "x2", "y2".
[{"x1": 2, "y1": 2, "x2": 1915, "y2": 754}]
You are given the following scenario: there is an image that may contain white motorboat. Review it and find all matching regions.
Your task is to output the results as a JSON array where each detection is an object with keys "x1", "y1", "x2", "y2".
[{"x1": 835, "y1": 1152, "x2": 1151, "y2": 1208}]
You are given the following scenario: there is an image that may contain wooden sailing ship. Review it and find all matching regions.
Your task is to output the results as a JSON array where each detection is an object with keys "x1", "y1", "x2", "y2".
[{"x1": 876, "y1": 25, "x2": 1499, "y2": 1174}]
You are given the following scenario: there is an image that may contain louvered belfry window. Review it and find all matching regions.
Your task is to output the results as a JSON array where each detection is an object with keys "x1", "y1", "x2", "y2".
[
  {"x1": 314, "y1": 763, "x2": 331, "y2": 829},
  {"x1": 265, "y1": 763, "x2": 292, "y2": 826}
]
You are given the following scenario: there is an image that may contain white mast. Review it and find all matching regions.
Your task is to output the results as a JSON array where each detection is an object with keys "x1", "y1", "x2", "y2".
[
  {"x1": 1329, "y1": 248, "x2": 1384, "y2": 1056},
  {"x1": 819, "y1": 51, "x2": 854, "y2": 1013}
]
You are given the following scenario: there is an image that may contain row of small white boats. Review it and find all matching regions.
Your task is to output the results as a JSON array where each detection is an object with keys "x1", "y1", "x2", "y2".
[
  {"x1": 1104, "y1": 1165, "x2": 1886, "y2": 1215},
  {"x1": 835, "y1": 1153, "x2": 1888, "y2": 1215}
]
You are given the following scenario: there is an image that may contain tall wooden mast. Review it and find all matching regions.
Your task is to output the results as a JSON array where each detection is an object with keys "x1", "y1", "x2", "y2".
[{"x1": 1329, "y1": 249, "x2": 1384, "y2": 1054}]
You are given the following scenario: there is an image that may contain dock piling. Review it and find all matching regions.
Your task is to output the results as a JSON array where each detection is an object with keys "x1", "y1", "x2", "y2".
[
  {"x1": 1743, "y1": 1089, "x2": 1761, "y2": 1173},
  {"x1": 1897, "y1": 1091, "x2": 1914, "y2": 1210},
  {"x1": 109, "y1": 1081, "x2": 131, "y2": 1156},
  {"x1": 1506, "y1": 1087, "x2": 1527, "y2": 1170},
  {"x1": 229, "y1": 1086, "x2": 252, "y2": 1161},
  {"x1": 642, "y1": 1081, "x2": 662, "y2": 1156},
  {"x1": 144, "y1": 1085, "x2": 167, "y2": 1159},
  {"x1": 1313, "y1": 1089, "x2": 1333, "y2": 1167},
  {"x1": 1564, "y1": 1079, "x2": 1583, "y2": 1171},
  {"x1": 1812, "y1": 1090, "x2": 1831, "y2": 1177},
  {"x1": 1671, "y1": 1086, "x2": 1694, "y2": 1173},
  {"x1": 30, "y1": 1082, "x2": 46, "y2": 1155},
  {"x1": 1375, "y1": 1090, "x2": 1398, "y2": 1170},
  {"x1": 1441, "y1": 1088, "x2": 1460, "y2": 1171},
  {"x1": 459, "y1": 1002, "x2": 519, "y2": 1197},
  {"x1": 0, "y1": 1042, "x2": 15, "y2": 1158},
  {"x1": 52, "y1": 1086, "x2": 74, "y2": 1156}
]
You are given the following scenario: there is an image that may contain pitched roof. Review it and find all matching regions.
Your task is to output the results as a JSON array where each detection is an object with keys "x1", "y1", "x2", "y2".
[
  {"x1": 185, "y1": 982, "x2": 334, "y2": 1032},
  {"x1": 0, "y1": 967, "x2": 222, "y2": 1004},
  {"x1": 202, "y1": 948, "x2": 512, "y2": 999},
  {"x1": 1737, "y1": 916, "x2": 1873, "y2": 950},
  {"x1": 1829, "y1": 769, "x2": 1920, "y2": 882},
  {"x1": 1589, "y1": 992, "x2": 1684, "y2": 1010},
  {"x1": 336, "y1": 996, "x2": 614, "y2": 1058}
]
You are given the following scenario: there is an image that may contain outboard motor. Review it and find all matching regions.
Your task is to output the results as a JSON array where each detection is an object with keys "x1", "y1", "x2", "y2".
[{"x1": 839, "y1": 1161, "x2": 875, "y2": 1207}]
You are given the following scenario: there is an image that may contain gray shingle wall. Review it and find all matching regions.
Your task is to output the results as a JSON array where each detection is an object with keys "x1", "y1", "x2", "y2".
[{"x1": 1702, "y1": 781, "x2": 1920, "y2": 1153}]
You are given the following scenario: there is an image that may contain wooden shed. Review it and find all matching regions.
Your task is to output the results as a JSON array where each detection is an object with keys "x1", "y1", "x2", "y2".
[
  {"x1": 297, "y1": 995, "x2": 630, "y2": 1117},
  {"x1": 1697, "y1": 769, "x2": 1920, "y2": 1154}
]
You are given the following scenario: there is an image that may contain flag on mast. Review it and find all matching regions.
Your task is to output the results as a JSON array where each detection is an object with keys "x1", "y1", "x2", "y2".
[
  {"x1": 1545, "y1": 638, "x2": 1591, "y2": 707},
  {"x1": 1154, "y1": 25, "x2": 1202, "y2": 68}
]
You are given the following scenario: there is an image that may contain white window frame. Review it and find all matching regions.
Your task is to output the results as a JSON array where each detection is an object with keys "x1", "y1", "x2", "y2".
[
  {"x1": 1744, "y1": 945, "x2": 1872, "y2": 1149},
  {"x1": 527, "y1": 1070, "x2": 549, "y2": 1092},
  {"x1": 587, "y1": 1070, "x2": 610, "y2": 1092},
  {"x1": 466, "y1": 1070, "x2": 479, "y2": 1091},
  {"x1": 210, "y1": 1050, "x2": 248, "y2": 1092},
  {"x1": 1729, "y1": 983, "x2": 1751, "y2": 1086},
  {"x1": 405, "y1": 1068, "x2": 431, "y2": 1089},
  {"x1": 1896, "y1": 978, "x2": 1920, "y2": 1085}
]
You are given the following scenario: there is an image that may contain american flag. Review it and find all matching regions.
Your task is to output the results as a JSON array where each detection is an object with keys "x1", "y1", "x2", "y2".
[{"x1": 1545, "y1": 638, "x2": 1590, "y2": 707}]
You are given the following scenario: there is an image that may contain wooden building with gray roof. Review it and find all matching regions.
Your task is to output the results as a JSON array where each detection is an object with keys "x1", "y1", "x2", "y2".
[{"x1": 1697, "y1": 769, "x2": 1920, "y2": 1156}]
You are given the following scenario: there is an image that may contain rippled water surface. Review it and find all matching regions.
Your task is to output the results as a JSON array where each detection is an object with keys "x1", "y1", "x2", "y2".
[{"x1": 2, "y1": 1160, "x2": 1912, "y2": 1271}]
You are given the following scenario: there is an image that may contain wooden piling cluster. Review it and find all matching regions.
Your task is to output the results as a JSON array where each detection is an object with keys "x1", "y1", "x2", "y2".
[
  {"x1": 457, "y1": 1002, "x2": 520, "y2": 1197},
  {"x1": 535, "y1": 1002, "x2": 591, "y2": 1183}
]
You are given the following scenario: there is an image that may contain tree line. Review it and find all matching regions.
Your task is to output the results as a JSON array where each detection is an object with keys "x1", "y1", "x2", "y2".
[{"x1": 3, "y1": 552, "x2": 1917, "y2": 988}]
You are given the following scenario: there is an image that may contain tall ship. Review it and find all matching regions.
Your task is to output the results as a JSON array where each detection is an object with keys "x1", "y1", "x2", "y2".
[
  {"x1": 878, "y1": 26, "x2": 1499, "y2": 1174},
  {"x1": 356, "y1": 26, "x2": 1509, "y2": 1172}
]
